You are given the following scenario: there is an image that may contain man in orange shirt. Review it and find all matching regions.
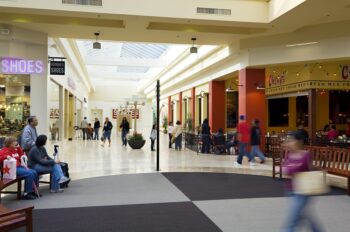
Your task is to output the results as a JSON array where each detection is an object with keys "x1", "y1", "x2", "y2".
[{"x1": 234, "y1": 115, "x2": 255, "y2": 166}]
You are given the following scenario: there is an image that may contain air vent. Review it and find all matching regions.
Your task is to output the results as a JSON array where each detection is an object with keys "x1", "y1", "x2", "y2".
[
  {"x1": 197, "y1": 7, "x2": 231, "y2": 15},
  {"x1": 62, "y1": 0, "x2": 102, "y2": 6}
]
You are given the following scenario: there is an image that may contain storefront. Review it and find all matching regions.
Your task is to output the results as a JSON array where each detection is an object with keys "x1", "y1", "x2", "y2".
[{"x1": 265, "y1": 61, "x2": 350, "y2": 142}]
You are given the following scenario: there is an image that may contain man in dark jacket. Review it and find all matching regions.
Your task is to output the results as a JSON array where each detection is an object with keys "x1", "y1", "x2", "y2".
[
  {"x1": 93, "y1": 118, "x2": 101, "y2": 140},
  {"x1": 250, "y1": 119, "x2": 266, "y2": 164},
  {"x1": 201, "y1": 119, "x2": 211, "y2": 153}
]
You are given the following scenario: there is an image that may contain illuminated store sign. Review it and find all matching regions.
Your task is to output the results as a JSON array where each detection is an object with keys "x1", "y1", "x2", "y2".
[{"x1": 0, "y1": 57, "x2": 44, "y2": 74}]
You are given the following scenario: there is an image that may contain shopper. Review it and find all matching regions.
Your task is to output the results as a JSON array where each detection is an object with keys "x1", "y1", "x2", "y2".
[
  {"x1": 150, "y1": 124, "x2": 157, "y2": 151},
  {"x1": 81, "y1": 117, "x2": 89, "y2": 140},
  {"x1": 87, "y1": 123, "x2": 93, "y2": 140},
  {"x1": 102, "y1": 117, "x2": 113, "y2": 147},
  {"x1": 172, "y1": 120, "x2": 183, "y2": 150},
  {"x1": 250, "y1": 119, "x2": 266, "y2": 164},
  {"x1": 168, "y1": 122, "x2": 174, "y2": 148},
  {"x1": 281, "y1": 131, "x2": 324, "y2": 232},
  {"x1": 93, "y1": 118, "x2": 101, "y2": 140},
  {"x1": 21, "y1": 116, "x2": 38, "y2": 153},
  {"x1": 234, "y1": 115, "x2": 254, "y2": 166},
  {"x1": 201, "y1": 119, "x2": 211, "y2": 154},
  {"x1": 28, "y1": 135, "x2": 70, "y2": 193},
  {"x1": 327, "y1": 125, "x2": 338, "y2": 140},
  {"x1": 120, "y1": 117, "x2": 130, "y2": 146},
  {"x1": 0, "y1": 137, "x2": 39, "y2": 200},
  {"x1": 296, "y1": 124, "x2": 309, "y2": 144}
]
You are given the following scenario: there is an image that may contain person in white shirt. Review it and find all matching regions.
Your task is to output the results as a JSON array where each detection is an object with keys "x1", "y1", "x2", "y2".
[
  {"x1": 167, "y1": 122, "x2": 174, "y2": 148},
  {"x1": 172, "y1": 121, "x2": 183, "y2": 150},
  {"x1": 150, "y1": 124, "x2": 157, "y2": 151},
  {"x1": 81, "y1": 117, "x2": 89, "y2": 140}
]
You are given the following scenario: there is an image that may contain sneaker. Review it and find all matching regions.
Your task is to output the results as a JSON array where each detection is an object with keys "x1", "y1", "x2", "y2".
[
  {"x1": 249, "y1": 162, "x2": 257, "y2": 166},
  {"x1": 260, "y1": 160, "x2": 265, "y2": 164},
  {"x1": 22, "y1": 193, "x2": 36, "y2": 200},
  {"x1": 59, "y1": 176, "x2": 71, "y2": 184},
  {"x1": 50, "y1": 188, "x2": 64, "y2": 193},
  {"x1": 234, "y1": 161, "x2": 242, "y2": 167},
  {"x1": 29, "y1": 192, "x2": 42, "y2": 197}
]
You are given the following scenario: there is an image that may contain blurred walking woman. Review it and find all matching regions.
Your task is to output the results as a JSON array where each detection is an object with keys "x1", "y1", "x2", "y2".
[
  {"x1": 102, "y1": 117, "x2": 113, "y2": 147},
  {"x1": 281, "y1": 132, "x2": 324, "y2": 232},
  {"x1": 120, "y1": 117, "x2": 130, "y2": 146},
  {"x1": 172, "y1": 120, "x2": 182, "y2": 150}
]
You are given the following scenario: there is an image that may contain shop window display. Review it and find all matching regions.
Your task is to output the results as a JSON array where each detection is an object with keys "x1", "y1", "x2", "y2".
[
  {"x1": 268, "y1": 98, "x2": 289, "y2": 127},
  {"x1": 329, "y1": 90, "x2": 350, "y2": 124},
  {"x1": 0, "y1": 75, "x2": 30, "y2": 137},
  {"x1": 226, "y1": 92, "x2": 238, "y2": 128}
]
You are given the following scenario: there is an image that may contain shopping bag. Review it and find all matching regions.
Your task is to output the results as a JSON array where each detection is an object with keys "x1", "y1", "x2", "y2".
[
  {"x1": 3, "y1": 158, "x2": 17, "y2": 180},
  {"x1": 293, "y1": 171, "x2": 329, "y2": 195}
]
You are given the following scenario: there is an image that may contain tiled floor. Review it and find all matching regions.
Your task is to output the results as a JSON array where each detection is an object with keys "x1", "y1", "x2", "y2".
[
  {"x1": 45, "y1": 132, "x2": 347, "y2": 190},
  {"x1": 47, "y1": 132, "x2": 272, "y2": 180}
]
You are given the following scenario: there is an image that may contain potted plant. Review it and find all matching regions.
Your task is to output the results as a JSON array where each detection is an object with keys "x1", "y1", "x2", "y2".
[
  {"x1": 162, "y1": 116, "x2": 168, "y2": 134},
  {"x1": 127, "y1": 132, "x2": 146, "y2": 149}
]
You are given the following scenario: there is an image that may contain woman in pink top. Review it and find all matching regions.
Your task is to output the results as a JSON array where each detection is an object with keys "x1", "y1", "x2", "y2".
[{"x1": 327, "y1": 125, "x2": 338, "y2": 140}]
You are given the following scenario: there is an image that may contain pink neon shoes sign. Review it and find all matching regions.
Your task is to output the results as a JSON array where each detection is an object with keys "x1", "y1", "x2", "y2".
[{"x1": 0, "y1": 57, "x2": 44, "y2": 75}]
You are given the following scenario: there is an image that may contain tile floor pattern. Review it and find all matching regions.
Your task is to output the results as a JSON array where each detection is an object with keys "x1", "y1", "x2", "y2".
[{"x1": 4, "y1": 173, "x2": 350, "y2": 232}]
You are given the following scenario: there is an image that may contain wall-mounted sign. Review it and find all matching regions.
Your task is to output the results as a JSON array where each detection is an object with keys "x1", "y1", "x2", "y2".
[
  {"x1": 50, "y1": 61, "x2": 65, "y2": 75},
  {"x1": 342, "y1": 65, "x2": 350, "y2": 80},
  {"x1": 268, "y1": 72, "x2": 286, "y2": 87},
  {"x1": 67, "y1": 77, "x2": 76, "y2": 90},
  {"x1": 0, "y1": 57, "x2": 44, "y2": 75},
  {"x1": 112, "y1": 109, "x2": 118, "y2": 119}
]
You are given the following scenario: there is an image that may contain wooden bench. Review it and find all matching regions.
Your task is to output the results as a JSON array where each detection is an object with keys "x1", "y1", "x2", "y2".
[
  {"x1": 1, "y1": 165, "x2": 51, "y2": 202},
  {"x1": 0, "y1": 204, "x2": 33, "y2": 232},
  {"x1": 273, "y1": 146, "x2": 350, "y2": 196}
]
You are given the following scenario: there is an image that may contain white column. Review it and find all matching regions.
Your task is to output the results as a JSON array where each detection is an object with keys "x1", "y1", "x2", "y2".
[{"x1": 59, "y1": 86, "x2": 65, "y2": 141}]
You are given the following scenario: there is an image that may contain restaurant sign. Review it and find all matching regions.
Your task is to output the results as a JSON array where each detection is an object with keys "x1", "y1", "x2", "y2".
[
  {"x1": 268, "y1": 72, "x2": 286, "y2": 87},
  {"x1": 0, "y1": 57, "x2": 44, "y2": 74}
]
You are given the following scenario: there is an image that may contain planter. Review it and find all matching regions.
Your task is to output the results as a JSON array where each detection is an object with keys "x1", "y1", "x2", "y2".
[{"x1": 128, "y1": 139, "x2": 146, "y2": 149}]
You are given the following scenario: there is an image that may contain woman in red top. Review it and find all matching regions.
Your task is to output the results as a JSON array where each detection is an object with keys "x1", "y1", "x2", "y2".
[
  {"x1": 0, "y1": 137, "x2": 38, "y2": 200},
  {"x1": 327, "y1": 125, "x2": 338, "y2": 140}
]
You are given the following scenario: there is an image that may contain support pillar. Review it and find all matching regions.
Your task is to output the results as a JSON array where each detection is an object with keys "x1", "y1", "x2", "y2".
[
  {"x1": 179, "y1": 92, "x2": 182, "y2": 123},
  {"x1": 209, "y1": 81, "x2": 226, "y2": 133},
  {"x1": 168, "y1": 96, "x2": 172, "y2": 123},
  {"x1": 58, "y1": 86, "x2": 65, "y2": 141},
  {"x1": 191, "y1": 88, "x2": 196, "y2": 131},
  {"x1": 238, "y1": 68, "x2": 266, "y2": 149},
  {"x1": 308, "y1": 89, "x2": 316, "y2": 145}
]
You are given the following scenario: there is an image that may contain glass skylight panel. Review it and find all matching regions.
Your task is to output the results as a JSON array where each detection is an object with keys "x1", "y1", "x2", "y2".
[
  {"x1": 121, "y1": 43, "x2": 168, "y2": 59},
  {"x1": 117, "y1": 66, "x2": 150, "y2": 73}
]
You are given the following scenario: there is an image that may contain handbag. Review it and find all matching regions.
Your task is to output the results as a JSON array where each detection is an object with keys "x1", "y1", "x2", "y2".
[{"x1": 293, "y1": 171, "x2": 329, "y2": 195}]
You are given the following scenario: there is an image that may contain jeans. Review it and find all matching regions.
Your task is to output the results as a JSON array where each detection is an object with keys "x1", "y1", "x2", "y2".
[
  {"x1": 236, "y1": 142, "x2": 253, "y2": 164},
  {"x1": 175, "y1": 134, "x2": 182, "y2": 150},
  {"x1": 16, "y1": 166, "x2": 38, "y2": 193},
  {"x1": 168, "y1": 133, "x2": 172, "y2": 148},
  {"x1": 151, "y1": 138, "x2": 155, "y2": 150},
  {"x1": 121, "y1": 130, "x2": 128, "y2": 145},
  {"x1": 34, "y1": 164, "x2": 64, "y2": 191},
  {"x1": 94, "y1": 128, "x2": 99, "y2": 140},
  {"x1": 82, "y1": 128, "x2": 88, "y2": 140},
  {"x1": 201, "y1": 134, "x2": 211, "y2": 153},
  {"x1": 283, "y1": 194, "x2": 323, "y2": 232},
  {"x1": 251, "y1": 145, "x2": 265, "y2": 162}
]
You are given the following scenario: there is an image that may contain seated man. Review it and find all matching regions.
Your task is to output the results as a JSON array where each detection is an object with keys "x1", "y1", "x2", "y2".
[
  {"x1": 226, "y1": 133, "x2": 237, "y2": 155},
  {"x1": 212, "y1": 129, "x2": 226, "y2": 154}
]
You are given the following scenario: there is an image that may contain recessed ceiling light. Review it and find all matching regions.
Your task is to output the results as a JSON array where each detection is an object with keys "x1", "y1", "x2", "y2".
[{"x1": 286, "y1": 42, "x2": 319, "y2": 47}]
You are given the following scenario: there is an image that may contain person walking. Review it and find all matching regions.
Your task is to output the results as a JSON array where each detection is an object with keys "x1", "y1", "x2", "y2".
[
  {"x1": 21, "y1": 116, "x2": 38, "y2": 154},
  {"x1": 201, "y1": 119, "x2": 211, "y2": 154},
  {"x1": 101, "y1": 117, "x2": 113, "y2": 147},
  {"x1": 150, "y1": 124, "x2": 157, "y2": 151},
  {"x1": 119, "y1": 117, "x2": 130, "y2": 146},
  {"x1": 168, "y1": 122, "x2": 174, "y2": 148},
  {"x1": 250, "y1": 119, "x2": 266, "y2": 164},
  {"x1": 93, "y1": 118, "x2": 101, "y2": 140},
  {"x1": 281, "y1": 131, "x2": 324, "y2": 232},
  {"x1": 234, "y1": 115, "x2": 255, "y2": 166},
  {"x1": 172, "y1": 120, "x2": 183, "y2": 150},
  {"x1": 81, "y1": 117, "x2": 88, "y2": 140}
]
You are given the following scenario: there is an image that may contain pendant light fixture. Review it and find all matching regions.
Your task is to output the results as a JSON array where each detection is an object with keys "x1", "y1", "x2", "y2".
[
  {"x1": 190, "y1": 37, "x2": 198, "y2": 54},
  {"x1": 93, "y1": 32, "x2": 101, "y2": 49}
]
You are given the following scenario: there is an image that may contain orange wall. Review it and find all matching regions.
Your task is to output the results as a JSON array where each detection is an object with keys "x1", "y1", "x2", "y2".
[
  {"x1": 239, "y1": 68, "x2": 266, "y2": 148},
  {"x1": 209, "y1": 81, "x2": 226, "y2": 133},
  {"x1": 179, "y1": 92, "x2": 182, "y2": 123},
  {"x1": 168, "y1": 96, "x2": 172, "y2": 123},
  {"x1": 191, "y1": 87, "x2": 195, "y2": 127}
]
